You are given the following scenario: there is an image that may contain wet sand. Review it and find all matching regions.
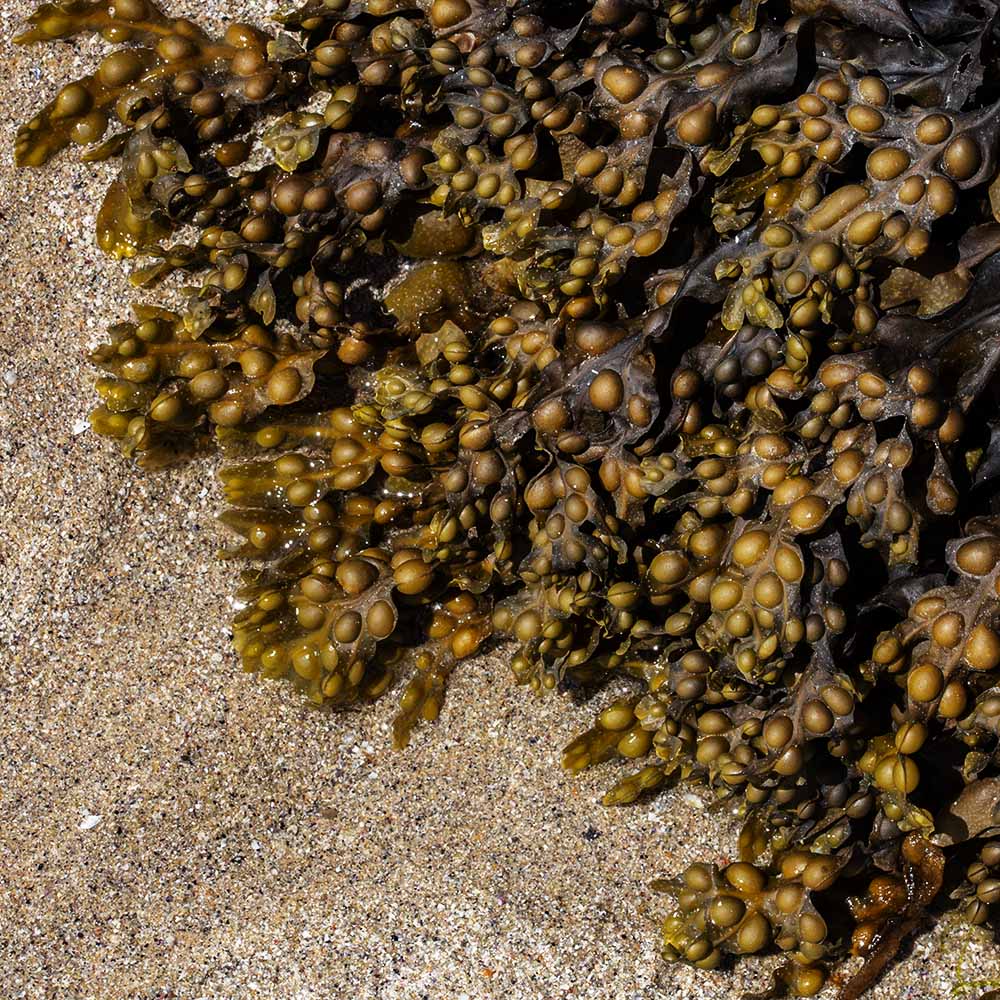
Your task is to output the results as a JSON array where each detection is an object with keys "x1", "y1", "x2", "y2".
[{"x1": 1, "y1": 2, "x2": 998, "y2": 996}]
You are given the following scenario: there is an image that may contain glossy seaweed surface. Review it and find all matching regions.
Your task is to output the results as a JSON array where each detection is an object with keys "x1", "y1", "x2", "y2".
[{"x1": 15, "y1": 0, "x2": 1000, "y2": 995}]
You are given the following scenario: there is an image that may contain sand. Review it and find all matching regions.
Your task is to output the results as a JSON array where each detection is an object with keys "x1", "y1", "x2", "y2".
[{"x1": 0, "y1": 2, "x2": 998, "y2": 997}]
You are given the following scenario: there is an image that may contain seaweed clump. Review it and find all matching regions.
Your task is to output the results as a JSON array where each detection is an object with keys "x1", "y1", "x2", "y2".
[{"x1": 16, "y1": 0, "x2": 1000, "y2": 994}]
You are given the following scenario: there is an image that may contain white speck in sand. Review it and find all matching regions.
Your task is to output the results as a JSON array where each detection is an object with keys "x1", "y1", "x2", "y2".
[{"x1": 78, "y1": 814, "x2": 102, "y2": 831}]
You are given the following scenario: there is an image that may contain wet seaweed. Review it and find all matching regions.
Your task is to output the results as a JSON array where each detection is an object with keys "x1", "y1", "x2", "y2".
[{"x1": 16, "y1": 0, "x2": 1000, "y2": 994}]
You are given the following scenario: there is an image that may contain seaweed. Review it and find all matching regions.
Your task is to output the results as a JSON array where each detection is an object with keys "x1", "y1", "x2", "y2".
[{"x1": 15, "y1": 0, "x2": 1000, "y2": 995}]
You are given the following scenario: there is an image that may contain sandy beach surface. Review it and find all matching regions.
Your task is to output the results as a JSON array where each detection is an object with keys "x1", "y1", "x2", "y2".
[{"x1": 1, "y1": 2, "x2": 998, "y2": 997}]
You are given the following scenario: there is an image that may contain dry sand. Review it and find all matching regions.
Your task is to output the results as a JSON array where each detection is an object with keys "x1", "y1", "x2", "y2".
[{"x1": 0, "y1": 2, "x2": 998, "y2": 997}]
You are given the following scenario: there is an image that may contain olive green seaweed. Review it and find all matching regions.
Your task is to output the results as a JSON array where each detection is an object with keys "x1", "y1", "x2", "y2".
[{"x1": 15, "y1": 0, "x2": 1000, "y2": 996}]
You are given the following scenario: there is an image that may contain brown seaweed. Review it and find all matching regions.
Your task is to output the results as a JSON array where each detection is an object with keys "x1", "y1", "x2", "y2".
[{"x1": 15, "y1": 0, "x2": 1000, "y2": 995}]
